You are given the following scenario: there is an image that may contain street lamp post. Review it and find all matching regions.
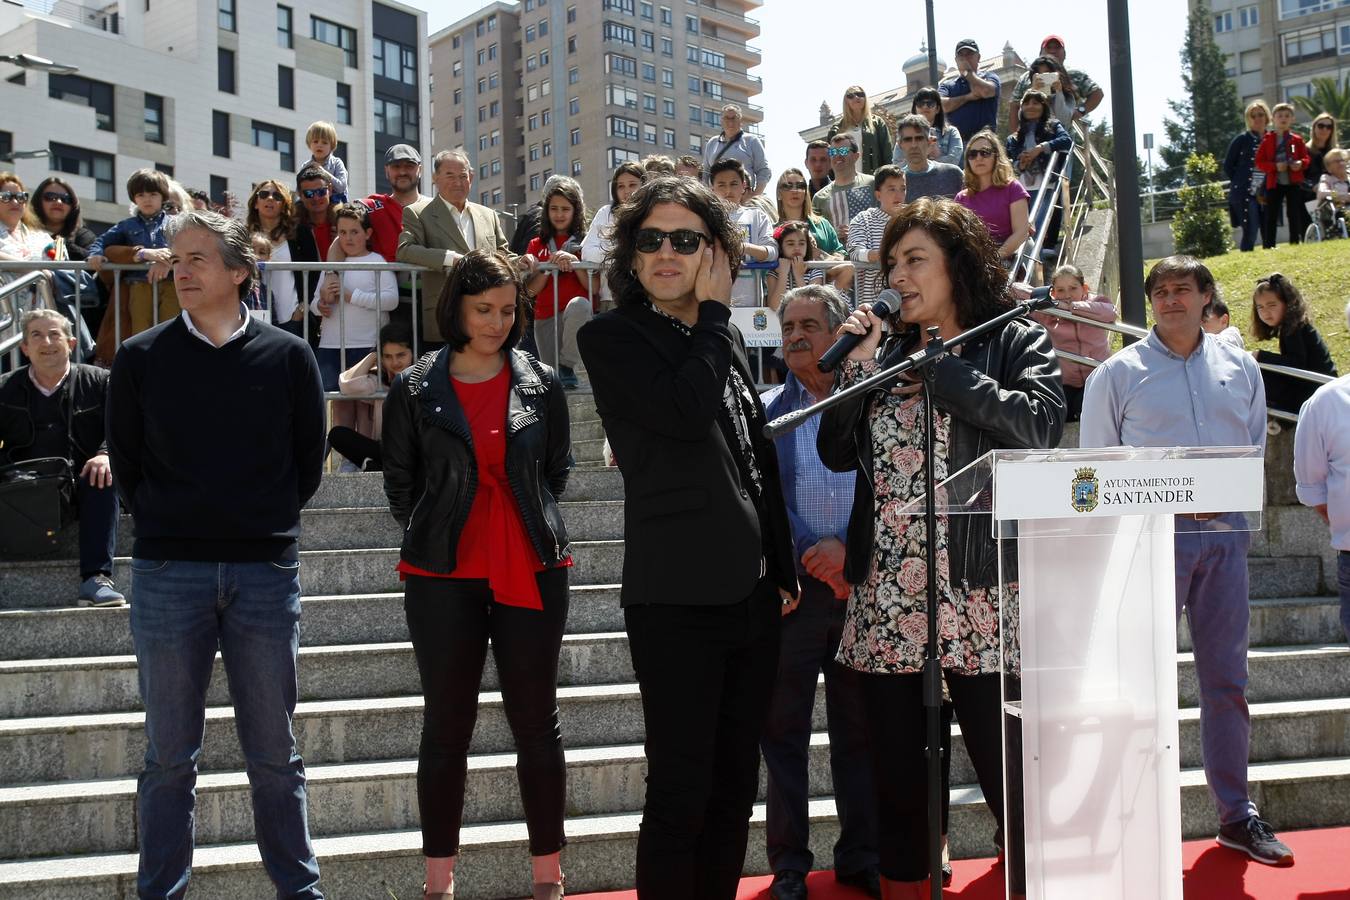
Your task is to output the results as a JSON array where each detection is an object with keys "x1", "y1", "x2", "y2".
[
  {"x1": 1143, "y1": 133, "x2": 1155, "y2": 224},
  {"x1": 0, "y1": 53, "x2": 78, "y2": 75}
]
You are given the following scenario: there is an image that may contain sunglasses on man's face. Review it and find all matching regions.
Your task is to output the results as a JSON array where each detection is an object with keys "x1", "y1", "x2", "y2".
[
  {"x1": 634, "y1": 227, "x2": 709, "y2": 255},
  {"x1": 828, "y1": 146, "x2": 854, "y2": 158},
  {"x1": 967, "y1": 148, "x2": 996, "y2": 159},
  {"x1": 301, "y1": 187, "x2": 329, "y2": 199},
  {"x1": 256, "y1": 190, "x2": 287, "y2": 202},
  {"x1": 41, "y1": 191, "x2": 73, "y2": 205},
  {"x1": 0, "y1": 191, "x2": 29, "y2": 204}
]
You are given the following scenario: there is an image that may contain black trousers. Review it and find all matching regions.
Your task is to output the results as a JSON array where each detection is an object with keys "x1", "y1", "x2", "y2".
[
  {"x1": 1261, "y1": 183, "x2": 1307, "y2": 248},
  {"x1": 858, "y1": 670, "x2": 1025, "y2": 891},
  {"x1": 404, "y1": 568, "x2": 569, "y2": 857},
  {"x1": 760, "y1": 574, "x2": 877, "y2": 876},
  {"x1": 327, "y1": 425, "x2": 382, "y2": 471},
  {"x1": 625, "y1": 580, "x2": 781, "y2": 899}
]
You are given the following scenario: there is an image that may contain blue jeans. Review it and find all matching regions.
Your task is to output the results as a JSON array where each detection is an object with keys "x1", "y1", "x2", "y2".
[
  {"x1": 75, "y1": 475, "x2": 117, "y2": 580},
  {"x1": 1175, "y1": 529, "x2": 1256, "y2": 827},
  {"x1": 130, "y1": 559, "x2": 322, "y2": 900},
  {"x1": 315, "y1": 346, "x2": 372, "y2": 392},
  {"x1": 1337, "y1": 552, "x2": 1350, "y2": 646}
]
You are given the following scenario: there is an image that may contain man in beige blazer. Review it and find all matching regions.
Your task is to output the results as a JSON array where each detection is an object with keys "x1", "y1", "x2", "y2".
[{"x1": 397, "y1": 149, "x2": 531, "y2": 344}]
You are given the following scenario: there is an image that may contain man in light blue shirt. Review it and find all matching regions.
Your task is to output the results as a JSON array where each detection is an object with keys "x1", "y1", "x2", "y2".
[
  {"x1": 1080, "y1": 255, "x2": 1294, "y2": 868},
  {"x1": 760, "y1": 285, "x2": 878, "y2": 899},
  {"x1": 1293, "y1": 312, "x2": 1350, "y2": 646}
]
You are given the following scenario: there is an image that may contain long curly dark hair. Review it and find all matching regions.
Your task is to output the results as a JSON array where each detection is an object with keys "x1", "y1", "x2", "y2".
[
  {"x1": 606, "y1": 176, "x2": 744, "y2": 308},
  {"x1": 1251, "y1": 272, "x2": 1311, "y2": 340},
  {"x1": 879, "y1": 197, "x2": 1013, "y2": 331}
]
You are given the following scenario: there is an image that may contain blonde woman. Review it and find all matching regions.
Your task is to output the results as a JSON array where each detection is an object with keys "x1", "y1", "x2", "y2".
[
  {"x1": 827, "y1": 85, "x2": 894, "y2": 175},
  {"x1": 1306, "y1": 112, "x2": 1339, "y2": 186},
  {"x1": 1223, "y1": 100, "x2": 1270, "y2": 252},
  {"x1": 954, "y1": 129, "x2": 1029, "y2": 263},
  {"x1": 774, "y1": 168, "x2": 853, "y2": 293}
]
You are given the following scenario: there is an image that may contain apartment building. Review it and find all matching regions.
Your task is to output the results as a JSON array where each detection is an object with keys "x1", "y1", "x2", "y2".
[
  {"x1": 1201, "y1": 0, "x2": 1350, "y2": 106},
  {"x1": 0, "y1": 0, "x2": 427, "y2": 230},
  {"x1": 429, "y1": 0, "x2": 763, "y2": 221}
]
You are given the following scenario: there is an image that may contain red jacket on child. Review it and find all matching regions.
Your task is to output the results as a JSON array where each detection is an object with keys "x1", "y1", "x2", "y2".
[{"x1": 1254, "y1": 130, "x2": 1312, "y2": 189}]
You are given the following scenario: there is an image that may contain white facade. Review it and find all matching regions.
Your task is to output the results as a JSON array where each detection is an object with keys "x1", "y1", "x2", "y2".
[{"x1": 0, "y1": 0, "x2": 428, "y2": 229}]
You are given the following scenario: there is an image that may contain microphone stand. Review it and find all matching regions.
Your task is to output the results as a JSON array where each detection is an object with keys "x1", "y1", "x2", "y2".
[{"x1": 763, "y1": 294, "x2": 1053, "y2": 900}]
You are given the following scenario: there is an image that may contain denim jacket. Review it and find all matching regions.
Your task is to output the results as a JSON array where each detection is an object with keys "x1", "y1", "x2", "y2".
[{"x1": 88, "y1": 210, "x2": 169, "y2": 283}]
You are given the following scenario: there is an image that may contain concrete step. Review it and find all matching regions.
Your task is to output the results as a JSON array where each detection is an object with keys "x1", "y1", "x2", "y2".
[
  {"x1": 305, "y1": 466, "x2": 623, "y2": 509},
  {"x1": 2, "y1": 697, "x2": 1348, "y2": 860},
  {"x1": 1, "y1": 756, "x2": 1346, "y2": 899},
  {"x1": 0, "y1": 586, "x2": 628, "y2": 661},
  {"x1": 4, "y1": 642, "x2": 1347, "y2": 785},
  {"x1": 568, "y1": 417, "x2": 605, "y2": 443},
  {"x1": 0, "y1": 542, "x2": 627, "y2": 610},
  {"x1": 1247, "y1": 556, "x2": 1321, "y2": 599},
  {"x1": 572, "y1": 436, "x2": 606, "y2": 463}
]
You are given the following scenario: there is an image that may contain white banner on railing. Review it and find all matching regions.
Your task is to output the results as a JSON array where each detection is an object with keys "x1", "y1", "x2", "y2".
[
  {"x1": 993, "y1": 455, "x2": 1264, "y2": 521},
  {"x1": 729, "y1": 307, "x2": 782, "y2": 348}
]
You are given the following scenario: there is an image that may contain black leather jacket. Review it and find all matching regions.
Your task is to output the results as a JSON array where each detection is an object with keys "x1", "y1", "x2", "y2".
[
  {"x1": 381, "y1": 348, "x2": 573, "y2": 573},
  {"x1": 818, "y1": 318, "x2": 1065, "y2": 590},
  {"x1": 0, "y1": 363, "x2": 108, "y2": 469}
]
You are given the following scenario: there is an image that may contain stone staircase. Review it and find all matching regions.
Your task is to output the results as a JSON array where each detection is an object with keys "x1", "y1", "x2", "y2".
[{"x1": 0, "y1": 397, "x2": 1346, "y2": 899}]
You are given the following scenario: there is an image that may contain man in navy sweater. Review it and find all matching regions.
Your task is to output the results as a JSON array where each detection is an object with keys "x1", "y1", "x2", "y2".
[{"x1": 107, "y1": 210, "x2": 327, "y2": 899}]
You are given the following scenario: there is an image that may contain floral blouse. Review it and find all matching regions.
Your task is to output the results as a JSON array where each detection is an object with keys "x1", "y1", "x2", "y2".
[{"x1": 835, "y1": 358, "x2": 1012, "y2": 676}]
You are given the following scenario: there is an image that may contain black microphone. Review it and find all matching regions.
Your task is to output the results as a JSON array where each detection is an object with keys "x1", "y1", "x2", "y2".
[
  {"x1": 817, "y1": 289, "x2": 901, "y2": 373},
  {"x1": 1023, "y1": 284, "x2": 1056, "y2": 310}
]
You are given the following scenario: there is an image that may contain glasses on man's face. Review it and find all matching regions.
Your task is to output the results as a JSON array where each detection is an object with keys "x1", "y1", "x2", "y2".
[
  {"x1": 780, "y1": 182, "x2": 807, "y2": 191},
  {"x1": 301, "y1": 187, "x2": 329, "y2": 199},
  {"x1": 967, "y1": 148, "x2": 996, "y2": 159},
  {"x1": 901, "y1": 135, "x2": 928, "y2": 144},
  {"x1": 634, "y1": 227, "x2": 709, "y2": 255},
  {"x1": 41, "y1": 191, "x2": 73, "y2": 205},
  {"x1": 828, "y1": 146, "x2": 853, "y2": 158},
  {"x1": 256, "y1": 190, "x2": 286, "y2": 202},
  {"x1": 0, "y1": 191, "x2": 30, "y2": 204}
]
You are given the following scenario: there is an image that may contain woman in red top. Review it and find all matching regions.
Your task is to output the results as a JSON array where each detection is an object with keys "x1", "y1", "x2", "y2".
[
  {"x1": 526, "y1": 178, "x2": 592, "y2": 389},
  {"x1": 381, "y1": 250, "x2": 574, "y2": 900}
]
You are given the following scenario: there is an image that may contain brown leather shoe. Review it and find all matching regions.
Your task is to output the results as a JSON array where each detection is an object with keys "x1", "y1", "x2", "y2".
[
  {"x1": 423, "y1": 883, "x2": 453, "y2": 900},
  {"x1": 532, "y1": 877, "x2": 564, "y2": 900}
]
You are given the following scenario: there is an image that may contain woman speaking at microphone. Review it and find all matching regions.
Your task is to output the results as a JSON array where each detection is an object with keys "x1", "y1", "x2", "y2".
[{"x1": 818, "y1": 198, "x2": 1065, "y2": 899}]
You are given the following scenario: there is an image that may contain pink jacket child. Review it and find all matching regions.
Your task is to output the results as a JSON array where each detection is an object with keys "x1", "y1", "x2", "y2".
[{"x1": 1031, "y1": 268, "x2": 1116, "y2": 389}]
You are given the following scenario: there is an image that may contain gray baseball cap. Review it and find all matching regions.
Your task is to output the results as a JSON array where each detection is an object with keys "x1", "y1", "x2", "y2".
[{"x1": 384, "y1": 144, "x2": 421, "y2": 165}]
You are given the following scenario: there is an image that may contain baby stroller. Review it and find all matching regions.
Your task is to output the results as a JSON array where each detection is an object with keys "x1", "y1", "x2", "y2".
[{"x1": 1303, "y1": 196, "x2": 1349, "y2": 242}]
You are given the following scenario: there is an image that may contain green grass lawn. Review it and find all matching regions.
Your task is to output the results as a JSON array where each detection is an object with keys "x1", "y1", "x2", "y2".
[{"x1": 1144, "y1": 241, "x2": 1350, "y2": 371}]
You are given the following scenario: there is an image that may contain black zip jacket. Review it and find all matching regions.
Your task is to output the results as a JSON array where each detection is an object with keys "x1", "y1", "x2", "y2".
[
  {"x1": 382, "y1": 347, "x2": 573, "y2": 572},
  {"x1": 817, "y1": 317, "x2": 1065, "y2": 590},
  {"x1": 0, "y1": 363, "x2": 107, "y2": 469}
]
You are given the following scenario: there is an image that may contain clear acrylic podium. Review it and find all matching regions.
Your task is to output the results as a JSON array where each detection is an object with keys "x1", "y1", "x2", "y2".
[{"x1": 898, "y1": 446, "x2": 1264, "y2": 899}]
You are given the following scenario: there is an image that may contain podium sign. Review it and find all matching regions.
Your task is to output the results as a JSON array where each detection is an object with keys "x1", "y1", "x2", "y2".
[{"x1": 728, "y1": 307, "x2": 782, "y2": 348}]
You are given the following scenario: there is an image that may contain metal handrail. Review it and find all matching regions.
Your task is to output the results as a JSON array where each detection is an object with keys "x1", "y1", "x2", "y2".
[{"x1": 0, "y1": 270, "x2": 48, "y2": 360}]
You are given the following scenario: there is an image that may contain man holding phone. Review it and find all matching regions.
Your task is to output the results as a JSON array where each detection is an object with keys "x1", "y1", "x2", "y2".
[{"x1": 1009, "y1": 35, "x2": 1104, "y2": 126}]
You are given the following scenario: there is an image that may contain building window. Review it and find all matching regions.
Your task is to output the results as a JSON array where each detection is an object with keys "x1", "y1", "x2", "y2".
[
  {"x1": 490, "y1": 42, "x2": 498, "y2": 60},
  {"x1": 454, "y1": 115, "x2": 462, "y2": 132},
  {"x1": 569, "y1": 66, "x2": 580, "y2": 84},
  {"x1": 312, "y1": 16, "x2": 357, "y2": 68},
  {"x1": 1282, "y1": 24, "x2": 1337, "y2": 65},
  {"x1": 481, "y1": 190, "x2": 491, "y2": 204},
  {"x1": 487, "y1": 14, "x2": 496, "y2": 30},
  {"x1": 663, "y1": 127, "x2": 676, "y2": 147},
  {"x1": 336, "y1": 83, "x2": 351, "y2": 124},
  {"x1": 539, "y1": 18, "x2": 548, "y2": 35},
  {"x1": 687, "y1": 45, "x2": 699, "y2": 63},
  {"x1": 704, "y1": 108, "x2": 719, "y2": 126},
  {"x1": 570, "y1": 127, "x2": 581, "y2": 145},
  {"x1": 218, "y1": 47, "x2": 236, "y2": 93},
  {"x1": 490, "y1": 99, "x2": 500, "y2": 116},
  {"x1": 479, "y1": 77, "x2": 487, "y2": 94},
  {"x1": 218, "y1": 0, "x2": 235, "y2": 31},
  {"x1": 212, "y1": 110, "x2": 230, "y2": 157},
  {"x1": 478, "y1": 105, "x2": 487, "y2": 122},
  {"x1": 374, "y1": 37, "x2": 417, "y2": 85},
  {"x1": 489, "y1": 72, "x2": 499, "y2": 89},
  {"x1": 701, "y1": 48, "x2": 725, "y2": 69},
  {"x1": 530, "y1": 144, "x2": 540, "y2": 161},
  {"x1": 604, "y1": 0, "x2": 635, "y2": 11},
  {"x1": 1214, "y1": 11, "x2": 1233, "y2": 32},
  {"x1": 642, "y1": 62, "x2": 656, "y2": 81},
  {"x1": 529, "y1": 113, "x2": 539, "y2": 130},
  {"x1": 1239, "y1": 4, "x2": 1259, "y2": 27},
  {"x1": 477, "y1": 48, "x2": 485, "y2": 65},
  {"x1": 530, "y1": 172, "x2": 541, "y2": 190},
  {"x1": 277, "y1": 4, "x2": 293, "y2": 48},
  {"x1": 1278, "y1": 0, "x2": 1338, "y2": 19},
  {"x1": 49, "y1": 143, "x2": 113, "y2": 202},
  {"x1": 661, "y1": 36, "x2": 672, "y2": 55},
  {"x1": 453, "y1": 60, "x2": 462, "y2": 76},
  {"x1": 641, "y1": 0, "x2": 653, "y2": 18},
  {"x1": 278, "y1": 66, "x2": 294, "y2": 109},
  {"x1": 490, "y1": 128, "x2": 501, "y2": 146},
  {"x1": 608, "y1": 115, "x2": 640, "y2": 141},
  {"x1": 605, "y1": 22, "x2": 637, "y2": 45},
  {"x1": 687, "y1": 74, "x2": 700, "y2": 93},
  {"x1": 542, "y1": 139, "x2": 552, "y2": 156},
  {"x1": 644, "y1": 92, "x2": 657, "y2": 112},
  {"x1": 642, "y1": 30, "x2": 655, "y2": 51},
  {"x1": 143, "y1": 93, "x2": 164, "y2": 143},
  {"x1": 252, "y1": 120, "x2": 295, "y2": 170},
  {"x1": 689, "y1": 133, "x2": 701, "y2": 152},
  {"x1": 526, "y1": 24, "x2": 536, "y2": 41},
  {"x1": 571, "y1": 159, "x2": 582, "y2": 176},
  {"x1": 154, "y1": 162, "x2": 175, "y2": 177},
  {"x1": 530, "y1": 53, "x2": 540, "y2": 70},
  {"x1": 662, "y1": 67, "x2": 674, "y2": 87},
  {"x1": 374, "y1": 94, "x2": 419, "y2": 141},
  {"x1": 643, "y1": 122, "x2": 657, "y2": 144},
  {"x1": 608, "y1": 146, "x2": 640, "y2": 167},
  {"x1": 689, "y1": 104, "x2": 700, "y2": 124},
  {"x1": 452, "y1": 34, "x2": 460, "y2": 49},
  {"x1": 660, "y1": 5, "x2": 672, "y2": 26},
  {"x1": 453, "y1": 87, "x2": 462, "y2": 104},
  {"x1": 528, "y1": 83, "x2": 539, "y2": 101},
  {"x1": 703, "y1": 80, "x2": 722, "y2": 100},
  {"x1": 607, "y1": 84, "x2": 639, "y2": 108},
  {"x1": 662, "y1": 98, "x2": 674, "y2": 117},
  {"x1": 493, "y1": 188, "x2": 502, "y2": 205},
  {"x1": 492, "y1": 158, "x2": 501, "y2": 175},
  {"x1": 569, "y1": 96, "x2": 580, "y2": 114},
  {"x1": 49, "y1": 74, "x2": 115, "y2": 131},
  {"x1": 567, "y1": 5, "x2": 576, "y2": 23},
  {"x1": 210, "y1": 175, "x2": 228, "y2": 205},
  {"x1": 540, "y1": 49, "x2": 550, "y2": 66},
  {"x1": 605, "y1": 53, "x2": 638, "y2": 76},
  {"x1": 479, "y1": 135, "x2": 489, "y2": 152}
]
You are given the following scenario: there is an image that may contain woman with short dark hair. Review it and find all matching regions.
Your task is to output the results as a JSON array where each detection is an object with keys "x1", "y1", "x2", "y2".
[
  {"x1": 819, "y1": 197, "x2": 1065, "y2": 899},
  {"x1": 577, "y1": 176, "x2": 798, "y2": 898},
  {"x1": 381, "y1": 249, "x2": 573, "y2": 900},
  {"x1": 905, "y1": 86, "x2": 963, "y2": 167}
]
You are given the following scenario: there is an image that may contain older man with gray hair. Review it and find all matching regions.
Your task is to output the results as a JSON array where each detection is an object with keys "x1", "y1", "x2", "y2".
[
  {"x1": 759, "y1": 284, "x2": 880, "y2": 899},
  {"x1": 703, "y1": 103, "x2": 772, "y2": 196},
  {"x1": 107, "y1": 209, "x2": 327, "y2": 899}
]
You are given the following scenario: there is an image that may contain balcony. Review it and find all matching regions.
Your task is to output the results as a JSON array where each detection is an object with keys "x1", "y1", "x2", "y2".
[
  {"x1": 695, "y1": 32, "x2": 761, "y2": 67},
  {"x1": 718, "y1": 65, "x2": 762, "y2": 95},
  {"x1": 697, "y1": 1, "x2": 760, "y2": 38}
]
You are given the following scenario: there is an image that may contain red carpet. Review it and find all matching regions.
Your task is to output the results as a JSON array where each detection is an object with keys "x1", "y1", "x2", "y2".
[{"x1": 572, "y1": 827, "x2": 1350, "y2": 899}]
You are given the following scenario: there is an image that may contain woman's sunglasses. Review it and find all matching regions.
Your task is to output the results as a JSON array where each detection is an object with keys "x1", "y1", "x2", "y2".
[
  {"x1": 256, "y1": 190, "x2": 287, "y2": 202},
  {"x1": 41, "y1": 191, "x2": 73, "y2": 205},
  {"x1": 0, "y1": 191, "x2": 30, "y2": 204},
  {"x1": 1315, "y1": 122, "x2": 1334, "y2": 130},
  {"x1": 634, "y1": 228, "x2": 709, "y2": 255},
  {"x1": 845, "y1": 91, "x2": 865, "y2": 99},
  {"x1": 779, "y1": 181, "x2": 808, "y2": 191},
  {"x1": 967, "y1": 148, "x2": 996, "y2": 159},
  {"x1": 915, "y1": 98, "x2": 939, "y2": 108}
]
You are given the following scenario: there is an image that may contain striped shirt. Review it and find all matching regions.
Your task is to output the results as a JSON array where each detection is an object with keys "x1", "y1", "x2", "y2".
[{"x1": 846, "y1": 207, "x2": 893, "y2": 308}]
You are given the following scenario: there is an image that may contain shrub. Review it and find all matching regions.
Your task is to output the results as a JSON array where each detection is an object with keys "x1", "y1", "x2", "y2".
[{"x1": 1171, "y1": 152, "x2": 1230, "y2": 258}]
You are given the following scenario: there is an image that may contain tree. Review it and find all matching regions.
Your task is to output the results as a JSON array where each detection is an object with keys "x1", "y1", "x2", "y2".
[
  {"x1": 1292, "y1": 76, "x2": 1350, "y2": 145},
  {"x1": 1157, "y1": 3, "x2": 1243, "y2": 189},
  {"x1": 1172, "y1": 153, "x2": 1230, "y2": 258}
]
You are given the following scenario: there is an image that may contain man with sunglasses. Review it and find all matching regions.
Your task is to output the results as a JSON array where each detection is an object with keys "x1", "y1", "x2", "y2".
[
  {"x1": 939, "y1": 38, "x2": 1002, "y2": 143},
  {"x1": 577, "y1": 177, "x2": 798, "y2": 898},
  {"x1": 702, "y1": 104, "x2": 772, "y2": 197},
  {"x1": 810, "y1": 134, "x2": 877, "y2": 243}
]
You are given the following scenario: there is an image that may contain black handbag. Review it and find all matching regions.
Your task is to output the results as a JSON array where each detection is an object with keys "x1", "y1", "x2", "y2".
[{"x1": 0, "y1": 456, "x2": 77, "y2": 556}]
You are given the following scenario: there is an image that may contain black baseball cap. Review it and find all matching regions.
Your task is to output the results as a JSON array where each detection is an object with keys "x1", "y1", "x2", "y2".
[{"x1": 955, "y1": 38, "x2": 980, "y2": 54}]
